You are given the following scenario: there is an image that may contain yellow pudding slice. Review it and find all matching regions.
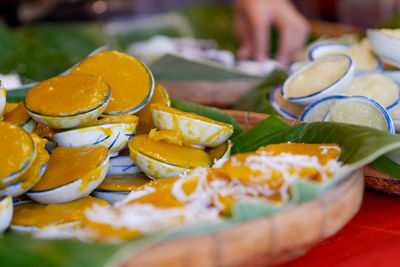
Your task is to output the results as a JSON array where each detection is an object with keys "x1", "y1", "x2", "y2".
[
  {"x1": 97, "y1": 173, "x2": 150, "y2": 192},
  {"x1": 148, "y1": 128, "x2": 184, "y2": 146},
  {"x1": 31, "y1": 145, "x2": 109, "y2": 191},
  {"x1": 14, "y1": 133, "x2": 50, "y2": 190},
  {"x1": 129, "y1": 134, "x2": 211, "y2": 168},
  {"x1": 24, "y1": 74, "x2": 110, "y2": 116},
  {"x1": 0, "y1": 122, "x2": 35, "y2": 179},
  {"x1": 152, "y1": 104, "x2": 233, "y2": 128},
  {"x1": 285, "y1": 56, "x2": 350, "y2": 98},
  {"x1": 82, "y1": 114, "x2": 139, "y2": 127},
  {"x1": 206, "y1": 142, "x2": 228, "y2": 162},
  {"x1": 70, "y1": 50, "x2": 153, "y2": 114},
  {"x1": 12, "y1": 196, "x2": 108, "y2": 227},
  {"x1": 136, "y1": 83, "x2": 170, "y2": 134},
  {"x1": 3, "y1": 102, "x2": 31, "y2": 125}
]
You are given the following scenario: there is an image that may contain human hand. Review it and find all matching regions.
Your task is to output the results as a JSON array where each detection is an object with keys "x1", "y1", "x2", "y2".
[{"x1": 233, "y1": 0, "x2": 309, "y2": 65}]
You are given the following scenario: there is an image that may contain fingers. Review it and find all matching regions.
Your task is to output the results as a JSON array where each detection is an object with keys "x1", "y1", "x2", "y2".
[
  {"x1": 249, "y1": 17, "x2": 270, "y2": 62},
  {"x1": 234, "y1": 13, "x2": 252, "y2": 59},
  {"x1": 275, "y1": 10, "x2": 309, "y2": 65}
]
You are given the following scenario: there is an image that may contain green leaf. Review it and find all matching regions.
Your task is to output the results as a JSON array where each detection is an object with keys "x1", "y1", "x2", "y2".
[
  {"x1": 370, "y1": 156, "x2": 400, "y2": 179},
  {"x1": 5, "y1": 86, "x2": 33, "y2": 103},
  {"x1": 234, "y1": 70, "x2": 287, "y2": 114},
  {"x1": 151, "y1": 54, "x2": 261, "y2": 81},
  {"x1": 0, "y1": 233, "x2": 118, "y2": 267},
  {"x1": 171, "y1": 98, "x2": 242, "y2": 138},
  {"x1": 231, "y1": 116, "x2": 289, "y2": 154}
]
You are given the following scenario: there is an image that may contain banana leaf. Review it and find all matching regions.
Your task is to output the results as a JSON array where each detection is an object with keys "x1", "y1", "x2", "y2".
[
  {"x1": 151, "y1": 53, "x2": 261, "y2": 80},
  {"x1": 370, "y1": 156, "x2": 400, "y2": 179}
]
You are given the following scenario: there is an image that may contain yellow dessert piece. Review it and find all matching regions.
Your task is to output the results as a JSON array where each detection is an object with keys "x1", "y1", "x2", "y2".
[
  {"x1": 97, "y1": 173, "x2": 150, "y2": 191},
  {"x1": 31, "y1": 145, "x2": 109, "y2": 191},
  {"x1": 15, "y1": 133, "x2": 50, "y2": 190},
  {"x1": 256, "y1": 143, "x2": 341, "y2": 164},
  {"x1": 136, "y1": 83, "x2": 170, "y2": 134},
  {"x1": 152, "y1": 104, "x2": 233, "y2": 128},
  {"x1": 206, "y1": 142, "x2": 228, "y2": 162},
  {"x1": 70, "y1": 50, "x2": 152, "y2": 114},
  {"x1": 24, "y1": 74, "x2": 110, "y2": 116},
  {"x1": 285, "y1": 56, "x2": 349, "y2": 98},
  {"x1": 82, "y1": 114, "x2": 139, "y2": 127},
  {"x1": 12, "y1": 196, "x2": 108, "y2": 227},
  {"x1": 129, "y1": 134, "x2": 211, "y2": 168},
  {"x1": 148, "y1": 128, "x2": 184, "y2": 146},
  {"x1": 3, "y1": 102, "x2": 31, "y2": 125},
  {"x1": 0, "y1": 122, "x2": 35, "y2": 179}
]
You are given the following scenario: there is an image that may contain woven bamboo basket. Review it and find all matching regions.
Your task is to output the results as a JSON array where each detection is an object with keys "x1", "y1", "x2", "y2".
[{"x1": 122, "y1": 111, "x2": 364, "y2": 266}]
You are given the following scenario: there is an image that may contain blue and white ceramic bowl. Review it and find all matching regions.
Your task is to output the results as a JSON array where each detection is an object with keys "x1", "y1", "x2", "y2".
[
  {"x1": 24, "y1": 89, "x2": 111, "y2": 130},
  {"x1": 27, "y1": 153, "x2": 110, "y2": 204},
  {"x1": 0, "y1": 127, "x2": 37, "y2": 187},
  {"x1": 152, "y1": 105, "x2": 234, "y2": 149},
  {"x1": 308, "y1": 42, "x2": 382, "y2": 75},
  {"x1": 129, "y1": 147, "x2": 191, "y2": 180},
  {"x1": 107, "y1": 155, "x2": 141, "y2": 175},
  {"x1": 383, "y1": 69, "x2": 400, "y2": 84},
  {"x1": 323, "y1": 96, "x2": 395, "y2": 134},
  {"x1": 282, "y1": 55, "x2": 355, "y2": 106},
  {"x1": 52, "y1": 121, "x2": 137, "y2": 157},
  {"x1": 270, "y1": 85, "x2": 304, "y2": 120},
  {"x1": 92, "y1": 173, "x2": 150, "y2": 205},
  {"x1": 0, "y1": 162, "x2": 47, "y2": 197},
  {"x1": 0, "y1": 196, "x2": 12, "y2": 233},
  {"x1": 300, "y1": 95, "x2": 349, "y2": 122}
]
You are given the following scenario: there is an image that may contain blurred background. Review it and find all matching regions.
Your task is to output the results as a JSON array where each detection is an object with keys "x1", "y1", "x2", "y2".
[
  {"x1": 1, "y1": 0, "x2": 399, "y2": 27},
  {"x1": 1, "y1": 0, "x2": 400, "y2": 87}
]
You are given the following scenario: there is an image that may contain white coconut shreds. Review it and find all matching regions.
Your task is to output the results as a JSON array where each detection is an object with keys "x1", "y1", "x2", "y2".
[{"x1": 85, "y1": 202, "x2": 220, "y2": 234}]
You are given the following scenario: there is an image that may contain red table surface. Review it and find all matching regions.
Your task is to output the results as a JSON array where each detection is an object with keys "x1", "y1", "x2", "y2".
[{"x1": 283, "y1": 189, "x2": 400, "y2": 267}]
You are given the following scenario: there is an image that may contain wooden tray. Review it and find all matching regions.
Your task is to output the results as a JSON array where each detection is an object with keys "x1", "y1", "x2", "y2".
[{"x1": 122, "y1": 111, "x2": 364, "y2": 266}]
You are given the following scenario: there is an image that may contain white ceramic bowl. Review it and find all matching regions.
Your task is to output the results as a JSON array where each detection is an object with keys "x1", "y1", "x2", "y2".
[
  {"x1": 0, "y1": 162, "x2": 47, "y2": 197},
  {"x1": 24, "y1": 90, "x2": 111, "y2": 129},
  {"x1": 323, "y1": 96, "x2": 395, "y2": 134},
  {"x1": 0, "y1": 196, "x2": 13, "y2": 233},
  {"x1": 129, "y1": 148, "x2": 190, "y2": 179},
  {"x1": 269, "y1": 85, "x2": 304, "y2": 120},
  {"x1": 27, "y1": 154, "x2": 110, "y2": 204},
  {"x1": 152, "y1": 105, "x2": 234, "y2": 148},
  {"x1": 107, "y1": 155, "x2": 141, "y2": 175},
  {"x1": 52, "y1": 121, "x2": 137, "y2": 157},
  {"x1": 367, "y1": 29, "x2": 400, "y2": 68},
  {"x1": 0, "y1": 81, "x2": 6, "y2": 117},
  {"x1": 21, "y1": 118, "x2": 37, "y2": 133},
  {"x1": 300, "y1": 95, "x2": 349, "y2": 122},
  {"x1": 288, "y1": 61, "x2": 307, "y2": 74},
  {"x1": 208, "y1": 140, "x2": 233, "y2": 166},
  {"x1": 282, "y1": 55, "x2": 355, "y2": 106},
  {"x1": 308, "y1": 42, "x2": 382, "y2": 75}
]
